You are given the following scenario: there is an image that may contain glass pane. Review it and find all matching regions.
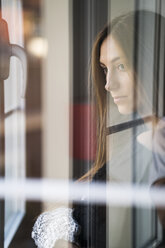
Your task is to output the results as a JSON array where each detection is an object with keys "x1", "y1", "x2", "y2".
[
  {"x1": 0, "y1": 1, "x2": 165, "y2": 248},
  {"x1": 2, "y1": 0, "x2": 24, "y2": 113},
  {"x1": 5, "y1": 111, "x2": 25, "y2": 248},
  {"x1": 106, "y1": 0, "x2": 164, "y2": 247},
  {"x1": 0, "y1": 0, "x2": 26, "y2": 247},
  {"x1": 107, "y1": 122, "x2": 154, "y2": 247}
]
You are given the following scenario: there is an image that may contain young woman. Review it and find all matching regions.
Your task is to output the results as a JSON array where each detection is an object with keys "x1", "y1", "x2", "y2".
[{"x1": 32, "y1": 10, "x2": 165, "y2": 248}]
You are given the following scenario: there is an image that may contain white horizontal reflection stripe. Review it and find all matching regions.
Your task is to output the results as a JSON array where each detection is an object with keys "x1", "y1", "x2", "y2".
[{"x1": 0, "y1": 179, "x2": 165, "y2": 208}]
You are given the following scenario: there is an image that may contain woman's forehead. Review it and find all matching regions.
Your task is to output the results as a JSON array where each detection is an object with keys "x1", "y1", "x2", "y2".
[{"x1": 99, "y1": 35, "x2": 125, "y2": 65}]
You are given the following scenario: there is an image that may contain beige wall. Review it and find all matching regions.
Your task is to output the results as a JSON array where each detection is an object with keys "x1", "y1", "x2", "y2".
[{"x1": 42, "y1": 0, "x2": 72, "y2": 183}]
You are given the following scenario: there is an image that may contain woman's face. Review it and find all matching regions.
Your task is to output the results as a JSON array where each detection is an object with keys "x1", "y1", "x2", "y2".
[{"x1": 99, "y1": 35, "x2": 136, "y2": 115}]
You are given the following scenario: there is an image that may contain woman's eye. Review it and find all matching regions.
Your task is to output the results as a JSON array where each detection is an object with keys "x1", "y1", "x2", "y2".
[{"x1": 117, "y1": 64, "x2": 125, "y2": 71}]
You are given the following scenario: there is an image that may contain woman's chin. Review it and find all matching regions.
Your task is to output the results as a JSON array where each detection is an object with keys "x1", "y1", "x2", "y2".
[{"x1": 117, "y1": 105, "x2": 133, "y2": 115}]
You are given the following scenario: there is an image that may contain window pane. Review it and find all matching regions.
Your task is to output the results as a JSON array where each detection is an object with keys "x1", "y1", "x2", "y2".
[
  {"x1": 5, "y1": 111, "x2": 25, "y2": 247},
  {"x1": 0, "y1": 1, "x2": 165, "y2": 248},
  {"x1": 2, "y1": 0, "x2": 24, "y2": 113}
]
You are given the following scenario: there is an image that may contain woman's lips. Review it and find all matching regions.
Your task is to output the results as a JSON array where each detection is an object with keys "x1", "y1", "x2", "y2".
[{"x1": 113, "y1": 96, "x2": 127, "y2": 103}]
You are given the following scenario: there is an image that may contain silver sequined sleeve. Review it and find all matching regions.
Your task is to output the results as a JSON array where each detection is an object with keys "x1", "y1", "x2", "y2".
[{"x1": 31, "y1": 207, "x2": 80, "y2": 248}]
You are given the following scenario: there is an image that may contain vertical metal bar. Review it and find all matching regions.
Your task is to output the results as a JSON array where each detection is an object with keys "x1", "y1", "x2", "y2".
[
  {"x1": 160, "y1": 1, "x2": 165, "y2": 246},
  {"x1": 88, "y1": 2, "x2": 92, "y2": 246},
  {"x1": 132, "y1": 1, "x2": 140, "y2": 247},
  {"x1": 0, "y1": 1, "x2": 5, "y2": 246},
  {"x1": 163, "y1": 34, "x2": 165, "y2": 117},
  {"x1": 154, "y1": 0, "x2": 162, "y2": 243},
  {"x1": 157, "y1": 0, "x2": 165, "y2": 118},
  {"x1": 161, "y1": 0, "x2": 165, "y2": 117},
  {"x1": 0, "y1": 80, "x2": 5, "y2": 248},
  {"x1": 106, "y1": 0, "x2": 111, "y2": 245},
  {"x1": 153, "y1": 1, "x2": 161, "y2": 118}
]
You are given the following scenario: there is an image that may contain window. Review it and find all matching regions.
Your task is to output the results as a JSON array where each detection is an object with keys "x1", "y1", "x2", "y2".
[{"x1": 0, "y1": 1, "x2": 165, "y2": 247}]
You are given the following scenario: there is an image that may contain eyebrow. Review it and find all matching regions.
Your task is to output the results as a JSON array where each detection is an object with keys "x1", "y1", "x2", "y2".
[{"x1": 99, "y1": 57, "x2": 121, "y2": 67}]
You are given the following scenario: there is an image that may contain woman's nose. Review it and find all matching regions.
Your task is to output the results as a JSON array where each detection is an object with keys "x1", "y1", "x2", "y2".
[
  {"x1": 105, "y1": 71, "x2": 117, "y2": 92},
  {"x1": 105, "y1": 79, "x2": 111, "y2": 91}
]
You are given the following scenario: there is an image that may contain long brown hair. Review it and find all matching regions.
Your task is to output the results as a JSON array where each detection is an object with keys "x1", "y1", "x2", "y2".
[{"x1": 80, "y1": 10, "x2": 160, "y2": 181}]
